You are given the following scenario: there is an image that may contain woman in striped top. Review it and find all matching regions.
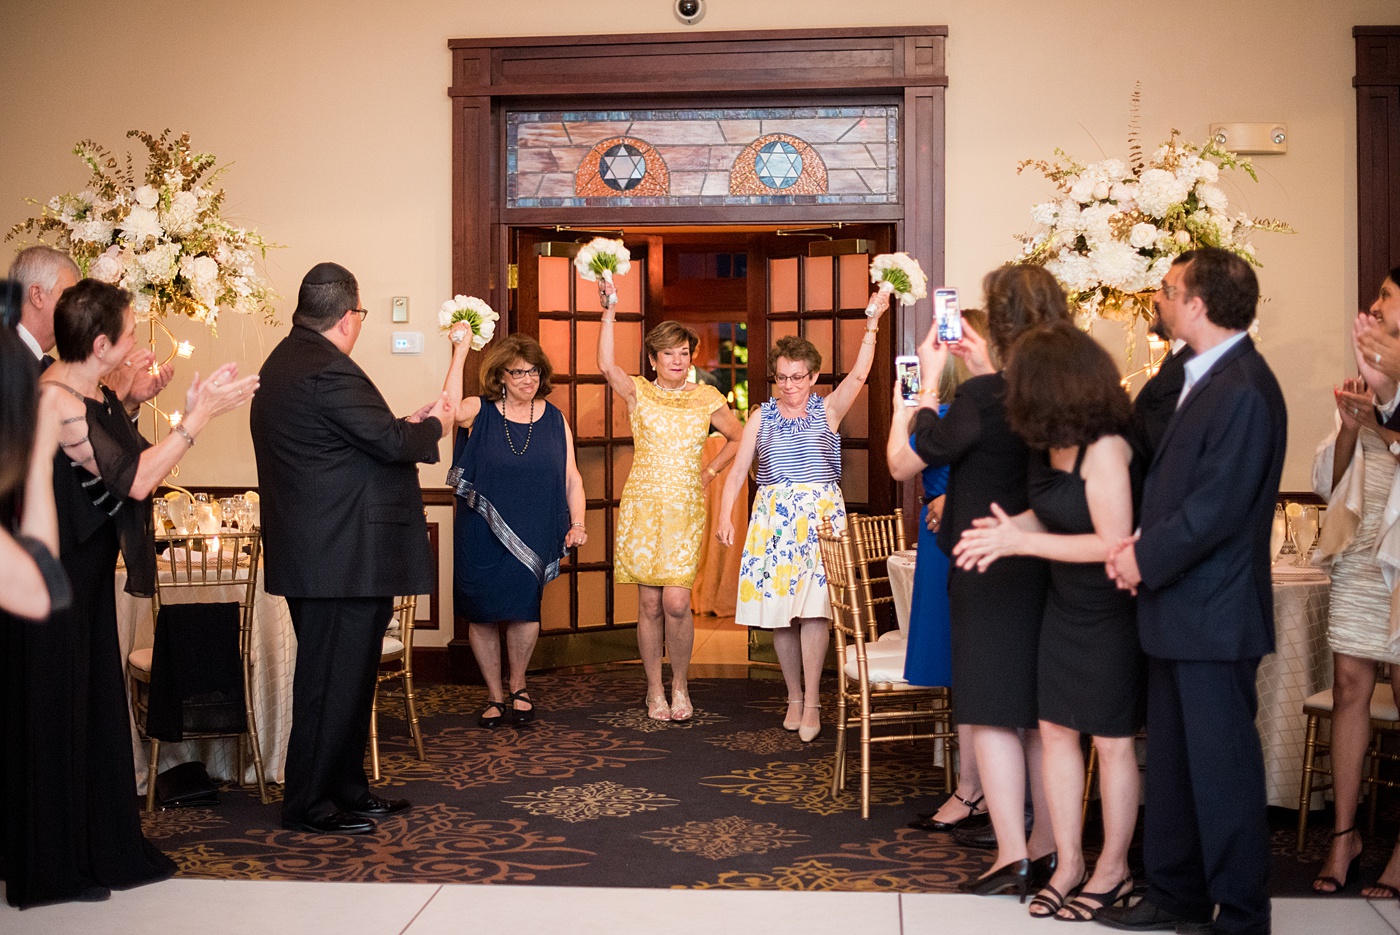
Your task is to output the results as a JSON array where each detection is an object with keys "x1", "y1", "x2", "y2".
[{"x1": 716, "y1": 297, "x2": 888, "y2": 741}]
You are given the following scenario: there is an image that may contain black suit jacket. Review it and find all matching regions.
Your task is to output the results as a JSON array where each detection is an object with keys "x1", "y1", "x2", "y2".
[
  {"x1": 1134, "y1": 337, "x2": 1286, "y2": 661},
  {"x1": 249, "y1": 326, "x2": 441, "y2": 598},
  {"x1": 1130, "y1": 343, "x2": 1194, "y2": 465},
  {"x1": 911, "y1": 373, "x2": 1035, "y2": 556}
]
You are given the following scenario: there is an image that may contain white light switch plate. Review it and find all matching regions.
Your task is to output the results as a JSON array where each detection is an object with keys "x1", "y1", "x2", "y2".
[{"x1": 391, "y1": 331, "x2": 423, "y2": 354}]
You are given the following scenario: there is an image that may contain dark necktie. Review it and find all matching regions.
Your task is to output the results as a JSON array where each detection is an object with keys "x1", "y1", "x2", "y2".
[{"x1": 39, "y1": 355, "x2": 55, "y2": 372}]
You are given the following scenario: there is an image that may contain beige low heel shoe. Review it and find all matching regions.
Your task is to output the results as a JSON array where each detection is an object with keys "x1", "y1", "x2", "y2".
[{"x1": 798, "y1": 704, "x2": 822, "y2": 742}]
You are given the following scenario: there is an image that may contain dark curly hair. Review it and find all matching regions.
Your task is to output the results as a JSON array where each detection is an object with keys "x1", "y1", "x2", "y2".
[
  {"x1": 984, "y1": 264, "x2": 1071, "y2": 365},
  {"x1": 478, "y1": 333, "x2": 555, "y2": 401},
  {"x1": 1005, "y1": 322, "x2": 1131, "y2": 450}
]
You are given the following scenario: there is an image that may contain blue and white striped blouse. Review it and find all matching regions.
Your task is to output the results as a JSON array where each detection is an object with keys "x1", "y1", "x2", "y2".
[{"x1": 754, "y1": 395, "x2": 842, "y2": 486}]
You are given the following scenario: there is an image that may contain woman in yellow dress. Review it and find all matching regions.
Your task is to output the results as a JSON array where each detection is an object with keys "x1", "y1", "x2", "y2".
[{"x1": 598, "y1": 312, "x2": 742, "y2": 721}]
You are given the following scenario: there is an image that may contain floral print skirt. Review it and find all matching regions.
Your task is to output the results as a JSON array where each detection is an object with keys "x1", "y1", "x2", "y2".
[{"x1": 735, "y1": 481, "x2": 846, "y2": 630}]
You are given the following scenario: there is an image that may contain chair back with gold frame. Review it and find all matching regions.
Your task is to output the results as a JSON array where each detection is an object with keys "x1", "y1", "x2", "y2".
[
  {"x1": 847, "y1": 509, "x2": 906, "y2": 642},
  {"x1": 369, "y1": 595, "x2": 427, "y2": 782},
  {"x1": 128, "y1": 529, "x2": 269, "y2": 811},
  {"x1": 818, "y1": 520, "x2": 955, "y2": 818}
]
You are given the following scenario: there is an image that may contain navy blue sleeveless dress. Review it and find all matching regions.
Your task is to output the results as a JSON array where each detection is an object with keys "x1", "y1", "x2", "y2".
[{"x1": 448, "y1": 397, "x2": 570, "y2": 623}]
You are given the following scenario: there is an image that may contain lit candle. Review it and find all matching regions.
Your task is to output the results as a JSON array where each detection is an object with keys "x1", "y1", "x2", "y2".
[
  {"x1": 168, "y1": 411, "x2": 183, "y2": 427},
  {"x1": 176, "y1": 341, "x2": 195, "y2": 358}
]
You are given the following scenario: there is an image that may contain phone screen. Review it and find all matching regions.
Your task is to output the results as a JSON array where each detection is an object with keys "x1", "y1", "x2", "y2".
[
  {"x1": 935, "y1": 288, "x2": 962, "y2": 343},
  {"x1": 896, "y1": 357, "x2": 920, "y2": 406}
]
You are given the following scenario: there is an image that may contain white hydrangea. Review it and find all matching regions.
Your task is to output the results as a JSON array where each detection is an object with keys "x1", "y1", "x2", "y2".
[
  {"x1": 130, "y1": 291, "x2": 154, "y2": 321},
  {"x1": 1136, "y1": 169, "x2": 1191, "y2": 217},
  {"x1": 1045, "y1": 252, "x2": 1096, "y2": 292},
  {"x1": 1174, "y1": 155, "x2": 1202, "y2": 182},
  {"x1": 1089, "y1": 241, "x2": 1150, "y2": 291},
  {"x1": 1196, "y1": 184, "x2": 1227, "y2": 211},
  {"x1": 72, "y1": 218, "x2": 115, "y2": 244},
  {"x1": 1129, "y1": 222, "x2": 1160, "y2": 249},
  {"x1": 1057, "y1": 199, "x2": 1083, "y2": 230},
  {"x1": 1030, "y1": 201, "x2": 1059, "y2": 226},
  {"x1": 1078, "y1": 204, "x2": 1118, "y2": 244},
  {"x1": 1145, "y1": 255, "x2": 1174, "y2": 289},
  {"x1": 139, "y1": 243, "x2": 181, "y2": 284}
]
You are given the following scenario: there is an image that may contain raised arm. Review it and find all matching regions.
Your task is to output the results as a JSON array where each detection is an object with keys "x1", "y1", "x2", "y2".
[
  {"x1": 886, "y1": 382, "x2": 927, "y2": 481},
  {"x1": 826, "y1": 293, "x2": 887, "y2": 428},
  {"x1": 715, "y1": 412, "x2": 763, "y2": 546},
  {"x1": 440, "y1": 324, "x2": 483, "y2": 429},
  {"x1": 597, "y1": 310, "x2": 638, "y2": 411}
]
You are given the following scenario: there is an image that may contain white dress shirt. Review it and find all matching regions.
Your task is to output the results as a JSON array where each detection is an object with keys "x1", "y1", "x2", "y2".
[
  {"x1": 1177, "y1": 332, "x2": 1248, "y2": 409},
  {"x1": 15, "y1": 323, "x2": 44, "y2": 361}
]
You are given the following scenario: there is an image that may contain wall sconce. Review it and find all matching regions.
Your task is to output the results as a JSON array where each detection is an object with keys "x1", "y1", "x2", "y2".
[{"x1": 1208, "y1": 123, "x2": 1287, "y2": 154}]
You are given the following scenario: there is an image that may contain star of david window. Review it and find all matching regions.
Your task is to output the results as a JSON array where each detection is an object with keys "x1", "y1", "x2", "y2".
[
  {"x1": 598, "y1": 143, "x2": 648, "y2": 191},
  {"x1": 754, "y1": 140, "x2": 803, "y2": 190}
]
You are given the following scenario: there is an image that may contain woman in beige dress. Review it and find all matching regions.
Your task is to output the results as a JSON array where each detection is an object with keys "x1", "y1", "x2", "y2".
[{"x1": 1311, "y1": 267, "x2": 1400, "y2": 897}]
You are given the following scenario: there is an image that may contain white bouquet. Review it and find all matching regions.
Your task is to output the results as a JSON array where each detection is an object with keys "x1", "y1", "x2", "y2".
[
  {"x1": 868, "y1": 252, "x2": 928, "y2": 314},
  {"x1": 573, "y1": 237, "x2": 631, "y2": 307},
  {"x1": 438, "y1": 295, "x2": 498, "y2": 350}
]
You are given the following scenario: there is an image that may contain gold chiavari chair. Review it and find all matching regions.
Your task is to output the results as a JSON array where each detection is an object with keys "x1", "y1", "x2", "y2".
[
  {"x1": 1295, "y1": 680, "x2": 1400, "y2": 851},
  {"x1": 128, "y1": 529, "x2": 269, "y2": 811},
  {"x1": 368, "y1": 595, "x2": 427, "y2": 782},
  {"x1": 818, "y1": 519, "x2": 957, "y2": 818}
]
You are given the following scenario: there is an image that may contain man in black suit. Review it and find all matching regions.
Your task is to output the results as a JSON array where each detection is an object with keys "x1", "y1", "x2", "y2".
[
  {"x1": 1099, "y1": 249, "x2": 1286, "y2": 935},
  {"x1": 1129, "y1": 313, "x2": 1194, "y2": 465},
  {"x1": 250, "y1": 262, "x2": 452, "y2": 835}
]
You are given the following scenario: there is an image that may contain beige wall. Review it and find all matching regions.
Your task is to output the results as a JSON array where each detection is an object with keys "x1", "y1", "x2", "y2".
[{"x1": 2, "y1": 0, "x2": 1395, "y2": 496}]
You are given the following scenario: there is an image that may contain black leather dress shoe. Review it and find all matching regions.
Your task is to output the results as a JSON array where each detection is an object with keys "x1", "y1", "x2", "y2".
[
  {"x1": 1029, "y1": 851, "x2": 1058, "y2": 890},
  {"x1": 1095, "y1": 898, "x2": 1212, "y2": 933},
  {"x1": 345, "y1": 794, "x2": 411, "y2": 818},
  {"x1": 281, "y1": 811, "x2": 376, "y2": 835},
  {"x1": 953, "y1": 821, "x2": 999, "y2": 849}
]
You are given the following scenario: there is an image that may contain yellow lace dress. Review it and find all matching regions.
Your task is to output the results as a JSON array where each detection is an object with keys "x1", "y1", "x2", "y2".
[{"x1": 615, "y1": 376, "x2": 727, "y2": 588}]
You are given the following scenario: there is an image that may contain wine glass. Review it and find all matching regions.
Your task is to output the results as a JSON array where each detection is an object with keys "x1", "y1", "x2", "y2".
[
  {"x1": 1270, "y1": 505, "x2": 1287, "y2": 564},
  {"x1": 220, "y1": 497, "x2": 240, "y2": 531},
  {"x1": 166, "y1": 492, "x2": 192, "y2": 534},
  {"x1": 1292, "y1": 506, "x2": 1319, "y2": 566}
]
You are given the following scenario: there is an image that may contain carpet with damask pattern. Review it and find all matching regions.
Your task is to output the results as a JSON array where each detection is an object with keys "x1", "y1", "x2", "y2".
[{"x1": 136, "y1": 670, "x2": 1364, "y2": 894}]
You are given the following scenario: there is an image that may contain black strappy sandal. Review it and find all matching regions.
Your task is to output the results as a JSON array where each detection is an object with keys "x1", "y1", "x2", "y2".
[
  {"x1": 1057, "y1": 875, "x2": 1133, "y2": 922},
  {"x1": 1028, "y1": 879, "x2": 1079, "y2": 919},
  {"x1": 478, "y1": 700, "x2": 507, "y2": 729},
  {"x1": 909, "y1": 793, "x2": 986, "y2": 832},
  {"x1": 510, "y1": 689, "x2": 535, "y2": 725},
  {"x1": 1313, "y1": 827, "x2": 1361, "y2": 895}
]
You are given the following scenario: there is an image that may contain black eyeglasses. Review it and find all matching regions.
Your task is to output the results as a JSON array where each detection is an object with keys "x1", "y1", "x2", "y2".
[
  {"x1": 504, "y1": 367, "x2": 541, "y2": 379},
  {"x1": 349, "y1": 308, "x2": 369, "y2": 321}
]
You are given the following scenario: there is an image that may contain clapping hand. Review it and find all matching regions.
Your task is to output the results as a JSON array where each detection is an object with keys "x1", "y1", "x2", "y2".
[
  {"x1": 104, "y1": 348, "x2": 174, "y2": 408},
  {"x1": 952, "y1": 502, "x2": 1020, "y2": 572},
  {"x1": 1335, "y1": 376, "x2": 1374, "y2": 432},
  {"x1": 1105, "y1": 534, "x2": 1141, "y2": 594},
  {"x1": 186, "y1": 363, "x2": 259, "y2": 421},
  {"x1": 1355, "y1": 313, "x2": 1400, "y2": 402}
]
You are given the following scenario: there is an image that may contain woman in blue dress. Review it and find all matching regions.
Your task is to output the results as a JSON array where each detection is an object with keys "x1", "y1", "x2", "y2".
[
  {"x1": 442, "y1": 330, "x2": 586, "y2": 728},
  {"x1": 890, "y1": 309, "x2": 987, "y2": 834}
]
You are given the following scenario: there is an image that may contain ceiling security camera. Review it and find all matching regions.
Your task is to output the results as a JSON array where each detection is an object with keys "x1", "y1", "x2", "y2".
[{"x1": 674, "y1": 0, "x2": 705, "y2": 26}]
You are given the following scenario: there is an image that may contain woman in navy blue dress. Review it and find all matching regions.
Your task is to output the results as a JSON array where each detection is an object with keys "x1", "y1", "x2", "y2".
[
  {"x1": 442, "y1": 330, "x2": 586, "y2": 728},
  {"x1": 890, "y1": 309, "x2": 987, "y2": 835}
]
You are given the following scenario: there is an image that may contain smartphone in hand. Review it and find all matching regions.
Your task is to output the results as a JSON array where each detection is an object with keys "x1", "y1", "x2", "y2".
[
  {"x1": 935, "y1": 287, "x2": 962, "y2": 343},
  {"x1": 896, "y1": 355, "x2": 921, "y2": 406}
]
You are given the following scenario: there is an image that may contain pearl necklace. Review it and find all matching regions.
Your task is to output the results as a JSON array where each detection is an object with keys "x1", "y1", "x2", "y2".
[
  {"x1": 653, "y1": 378, "x2": 687, "y2": 392},
  {"x1": 501, "y1": 399, "x2": 535, "y2": 456}
]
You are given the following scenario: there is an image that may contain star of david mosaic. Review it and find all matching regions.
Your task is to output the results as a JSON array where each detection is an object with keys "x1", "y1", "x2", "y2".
[
  {"x1": 754, "y1": 140, "x2": 803, "y2": 189},
  {"x1": 598, "y1": 143, "x2": 648, "y2": 191}
]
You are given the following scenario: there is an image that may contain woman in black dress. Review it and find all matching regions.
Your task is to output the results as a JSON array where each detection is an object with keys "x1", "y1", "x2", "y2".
[
  {"x1": 888, "y1": 264, "x2": 1070, "y2": 900},
  {"x1": 2, "y1": 279, "x2": 254, "y2": 907},
  {"x1": 442, "y1": 330, "x2": 586, "y2": 728},
  {"x1": 955, "y1": 322, "x2": 1144, "y2": 919}
]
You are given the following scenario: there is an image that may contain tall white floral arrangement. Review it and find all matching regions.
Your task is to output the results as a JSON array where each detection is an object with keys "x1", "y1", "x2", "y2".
[
  {"x1": 1016, "y1": 127, "x2": 1291, "y2": 326},
  {"x1": 7, "y1": 130, "x2": 278, "y2": 331}
]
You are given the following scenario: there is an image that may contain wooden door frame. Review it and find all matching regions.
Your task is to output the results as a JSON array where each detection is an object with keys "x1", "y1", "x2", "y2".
[
  {"x1": 448, "y1": 27, "x2": 947, "y2": 680},
  {"x1": 1356, "y1": 26, "x2": 1400, "y2": 304}
]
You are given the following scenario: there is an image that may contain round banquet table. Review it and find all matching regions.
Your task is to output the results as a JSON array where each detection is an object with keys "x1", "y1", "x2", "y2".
[{"x1": 115, "y1": 563, "x2": 296, "y2": 792}]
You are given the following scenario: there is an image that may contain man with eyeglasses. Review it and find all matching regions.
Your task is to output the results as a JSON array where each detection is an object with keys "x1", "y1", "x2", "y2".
[
  {"x1": 250, "y1": 262, "x2": 453, "y2": 835},
  {"x1": 1100, "y1": 249, "x2": 1286, "y2": 935}
]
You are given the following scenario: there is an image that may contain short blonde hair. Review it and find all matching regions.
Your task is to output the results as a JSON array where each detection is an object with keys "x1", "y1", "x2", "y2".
[
  {"x1": 478, "y1": 333, "x2": 555, "y2": 401},
  {"x1": 643, "y1": 320, "x2": 699, "y2": 365}
]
